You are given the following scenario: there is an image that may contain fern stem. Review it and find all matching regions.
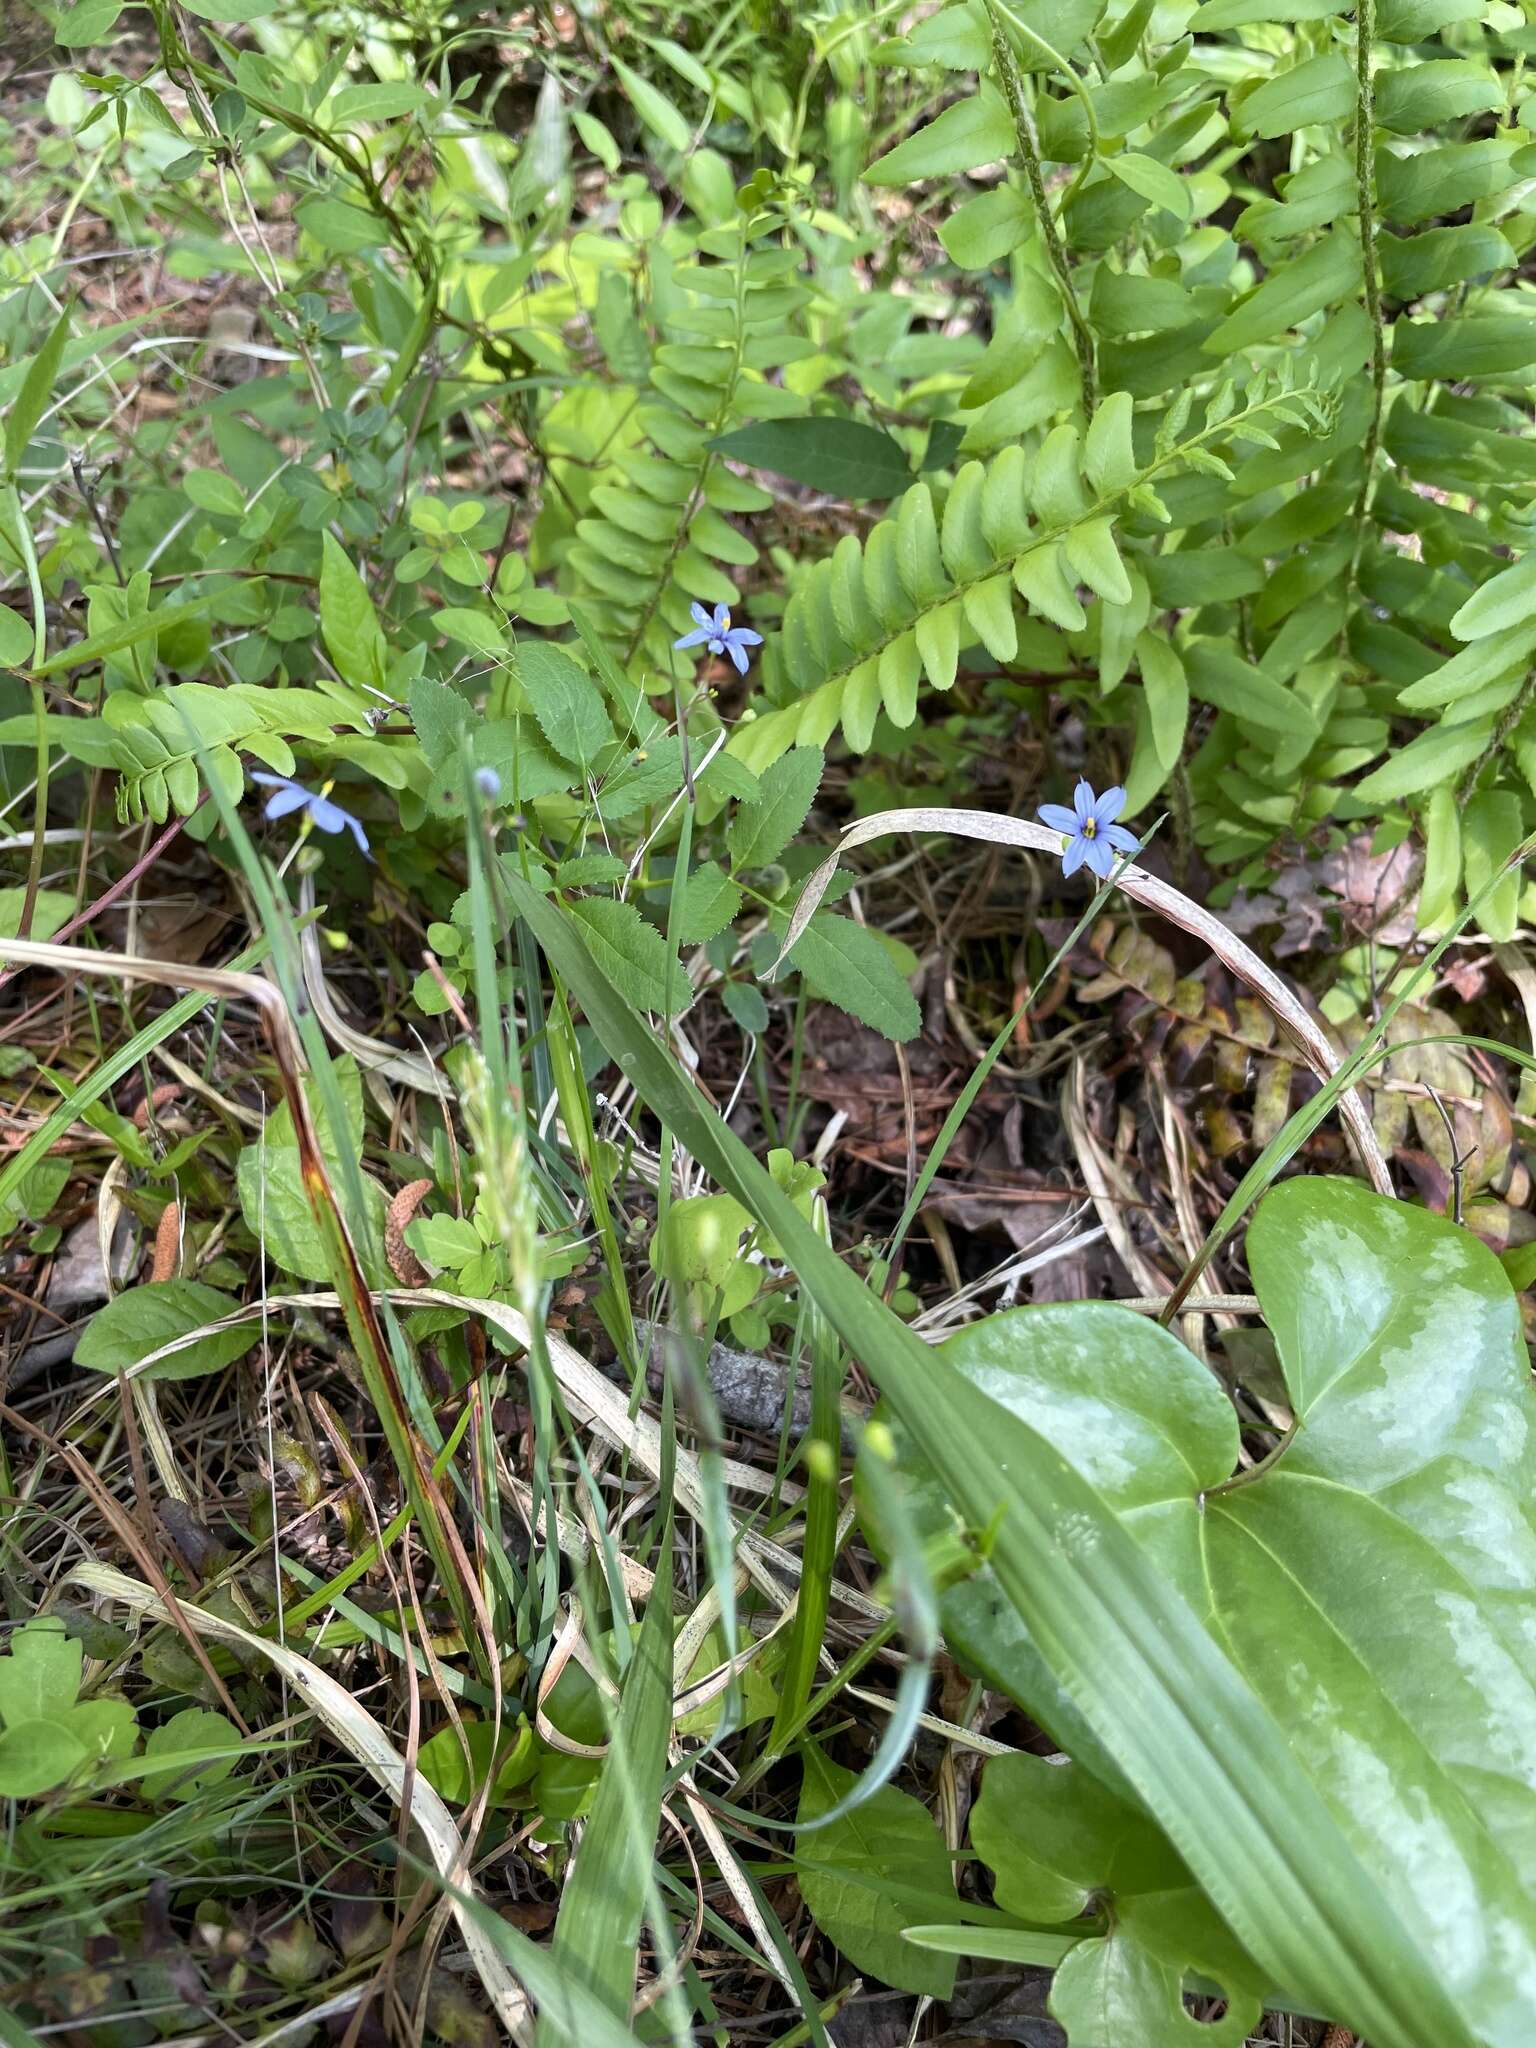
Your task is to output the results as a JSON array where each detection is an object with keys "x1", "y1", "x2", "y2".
[
  {"x1": 1456, "y1": 665, "x2": 1536, "y2": 803},
  {"x1": 1352, "y1": 0, "x2": 1386, "y2": 534},
  {"x1": 987, "y1": 2, "x2": 1097, "y2": 417}
]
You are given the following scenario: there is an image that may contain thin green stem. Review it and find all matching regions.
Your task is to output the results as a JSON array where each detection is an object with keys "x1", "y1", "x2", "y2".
[
  {"x1": 3, "y1": 486, "x2": 51, "y2": 940},
  {"x1": 987, "y1": 0, "x2": 1097, "y2": 415},
  {"x1": 1352, "y1": 0, "x2": 1386, "y2": 538}
]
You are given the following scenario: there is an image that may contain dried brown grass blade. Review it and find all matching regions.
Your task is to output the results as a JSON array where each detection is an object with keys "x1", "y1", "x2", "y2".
[{"x1": 772, "y1": 807, "x2": 1392, "y2": 1195}]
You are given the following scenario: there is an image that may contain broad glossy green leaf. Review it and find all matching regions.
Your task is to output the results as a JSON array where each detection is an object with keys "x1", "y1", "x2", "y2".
[
  {"x1": 1376, "y1": 59, "x2": 1503, "y2": 135},
  {"x1": 797, "y1": 1749, "x2": 959, "y2": 2000},
  {"x1": 1050, "y1": 1931, "x2": 1258, "y2": 2047},
  {"x1": 935, "y1": 1182, "x2": 1536, "y2": 2045}
]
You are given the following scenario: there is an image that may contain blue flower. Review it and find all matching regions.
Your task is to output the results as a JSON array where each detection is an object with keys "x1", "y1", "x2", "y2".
[
  {"x1": 475, "y1": 766, "x2": 502, "y2": 799},
  {"x1": 252, "y1": 773, "x2": 370, "y2": 856},
  {"x1": 1038, "y1": 780, "x2": 1138, "y2": 880},
  {"x1": 673, "y1": 601, "x2": 763, "y2": 675}
]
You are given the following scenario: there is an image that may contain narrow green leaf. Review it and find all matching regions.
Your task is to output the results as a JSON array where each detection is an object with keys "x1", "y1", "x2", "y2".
[
  {"x1": 4, "y1": 305, "x2": 72, "y2": 477},
  {"x1": 865, "y1": 91, "x2": 1013, "y2": 186},
  {"x1": 544, "y1": 1525, "x2": 675, "y2": 2036},
  {"x1": 319, "y1": 533, "x2": 387, "y2": 693},
  {"x1": 1450, "y1": 553, "x2": 1536, "y2": 641},
  {"x1": 710, "y1": 418, "x2": 911, "y2": 502}
]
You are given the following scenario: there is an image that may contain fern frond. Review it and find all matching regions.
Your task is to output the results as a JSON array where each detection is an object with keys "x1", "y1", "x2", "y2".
[
  {"x1": 729, "y1": 378, "x2": 1325, "y2": 774},
  {"x1": 564, "y1": 235, "x2": 809, "y2": 678}
]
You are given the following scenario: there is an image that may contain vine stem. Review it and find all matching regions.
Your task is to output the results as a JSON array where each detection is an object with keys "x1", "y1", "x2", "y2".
[
  {"x1": 986, "y1": 1, "x2": 1098, "y2": 417},
  {"x1": 1352, "y1": 0, "x2": 1386, "y2": 534}
]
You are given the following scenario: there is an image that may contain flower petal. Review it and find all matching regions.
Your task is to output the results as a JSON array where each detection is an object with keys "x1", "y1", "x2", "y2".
[
  {"x1": 1073, "y1": 780, "x2": 1097, "y2": 824},
  {"x1": 306, "y1": 796, "x2": 348, "y2": 835},
  {"x1": 1038, "y1": 803, "x2": 1079, "y2": 834},
  {"x1": 1092, "y1": 785, "x2": 1127, "y2": 827},
  {"x1": 1061, "y1": 833, "x2": 1089, "y2": 878},
  {"x1": 261, "y1": 783, "x2": 311, "y2": 821},
  {"x1": 712, "y1": 604, "x2": 732, "y2": 633},
  {"x1": 1084, "y1": 835, "x2": 1116, "y2": 879},
  {"x1": 673, "y1": 626, "x2": 713, "y2": 650},
  {"x1": 729, "y1": 627, "x2": 763, "y2": 648},
  {"x1": 345, "y1": 813, "x2": 371, "y2": 857},
  {"x1": 1102, "y1": 823, "x2": 1140, "y2": 855},
  {"x1": 728, "y1": 638, "x2": 751, "y2": 674},
  {"x1": 250, "y1": 772, "x2": 298, "y2": 792},
  {"x1": 690, "y1": 602, "x2": 713, "y2": 628}
]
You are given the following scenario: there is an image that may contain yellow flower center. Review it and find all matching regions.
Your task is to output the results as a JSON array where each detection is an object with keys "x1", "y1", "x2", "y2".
[{"x1": 1083, "y1": 817, "x2": 1096, "y2": 837}]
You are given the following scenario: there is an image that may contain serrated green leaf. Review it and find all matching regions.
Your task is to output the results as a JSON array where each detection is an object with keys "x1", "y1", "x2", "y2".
[
  {"x1": 782, "y1": 910, "x2": 920, "y2": 1042},
  {"x1": 565, "y1": 897, "x2": 678, "y2": 1013},
  {"x1": 675, "y1": 860, "x2": 743, "y2": 944},
  {"x1": 518, "y1": 642, "x2": 615, "y2": 769},
  {"x1": 728, "y1": 747, "x2": 823, "y2": 868}
]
